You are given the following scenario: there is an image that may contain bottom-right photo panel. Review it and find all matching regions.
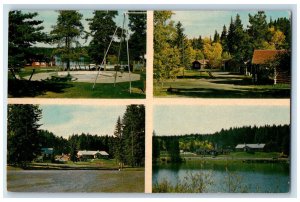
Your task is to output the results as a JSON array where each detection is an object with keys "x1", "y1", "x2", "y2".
[{"x1": 152, "y1": 104, "x2": 290, "y2": 193}]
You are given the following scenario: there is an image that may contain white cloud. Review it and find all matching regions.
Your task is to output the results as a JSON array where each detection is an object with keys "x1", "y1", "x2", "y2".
[{"x1": 39, "y1": 105, "x2": 126, "y2": 138}]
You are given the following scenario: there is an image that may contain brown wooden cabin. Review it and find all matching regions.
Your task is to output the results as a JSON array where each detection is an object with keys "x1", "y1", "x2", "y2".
[
  {"x1": 251, "y1": 50, "x2": 290, "y2": 84},
  {"x1": 192, "y1": 59, "x2": 209, "y2": 70}
]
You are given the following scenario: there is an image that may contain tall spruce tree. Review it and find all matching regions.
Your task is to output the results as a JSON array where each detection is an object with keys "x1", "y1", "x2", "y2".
[
  {"x1": 8, "y1": 11, "x2": 47, "y2": 72},
  {"x1": 220, "y1": 25, "x2": 228, "y2": 52},
  {"x1": 114, "y1": 116, "x2": 124, "y2": 167},
  {"x1": 227, "y1": 14, "x2": 251, "y2": 63},
  {"x1": 174, "y1": 21, "x2": 187, "y2": 67},
  {"x1": 122, "y1": 105, "x2": 145, "y2": 167},
  {"x1": 7, "y1": 105, "x2": 42, "y2": 165},
  {"x1": 226, "y1": 17, "x2": 235, "y2": 54},
  {"x1": 213, "y1": 30, "x2": 220, "y2": 43},
  {"x1": 51, "y1": 10, "x2": 84, "y2": 71}
]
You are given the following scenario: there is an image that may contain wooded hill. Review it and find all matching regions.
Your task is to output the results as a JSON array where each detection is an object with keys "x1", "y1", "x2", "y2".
[{"x1": 153, "y1": 124, "x2": 290, "y2": 162}]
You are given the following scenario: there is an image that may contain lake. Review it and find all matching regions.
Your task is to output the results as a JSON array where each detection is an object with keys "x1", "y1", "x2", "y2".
[
  {"x1": 152, "y1": 161, "x2": 290, "y2": 193},
  {"x1": 7, "y1": 169, "x2": 144, "y2": 193}
]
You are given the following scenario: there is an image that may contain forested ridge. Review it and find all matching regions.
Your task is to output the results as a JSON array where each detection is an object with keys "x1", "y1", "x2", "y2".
[{"x1": 153, "y1": 124, "x2": 290, "y2": 162}]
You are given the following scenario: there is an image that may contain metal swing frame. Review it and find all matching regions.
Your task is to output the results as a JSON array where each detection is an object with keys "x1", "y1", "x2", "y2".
[{"x1": 92, "y1": 11, "x2": 146, "y2": 94}]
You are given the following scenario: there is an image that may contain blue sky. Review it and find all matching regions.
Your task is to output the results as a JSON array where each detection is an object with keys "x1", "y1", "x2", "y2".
[
  {"x1": 171, "y1": 10, "x2": 291, "y2": 39},
  {"x1": 39, "y1": 105, "x2": 126, "y2": 138},
  {"x1": 154, "y1": 105, "x2": 290, "y2": 136}
]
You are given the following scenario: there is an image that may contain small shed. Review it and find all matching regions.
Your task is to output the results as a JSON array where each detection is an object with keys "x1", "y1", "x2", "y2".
[
  {"x1": 251, "y1": 49, "x2": 290, "y2": 84},
  {"x1": 192, "y1": 59, "x2": 209, "y2": 70}
]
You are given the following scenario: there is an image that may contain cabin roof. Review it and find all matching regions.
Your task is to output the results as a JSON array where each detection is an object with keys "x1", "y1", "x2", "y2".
[
  {"x1": 235, "y1": 144, "x2": 266, "y2": 149},
  {"x1": 193, "y1": 59, "x2": 209, "y2": 65},
  {"x1": 252, "y1": 50, "x2": 286, "y2": 64},
  {"x1": 77, "y1": 150, "x2": 109, "y2": 156}
]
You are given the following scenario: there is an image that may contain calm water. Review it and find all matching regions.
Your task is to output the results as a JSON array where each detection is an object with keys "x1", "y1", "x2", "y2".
[
  {"x1": 7, "y1": 169, "x2": 144, "y2": 192},
  {"x1": 153, "y1": 161, "x2": 290, "y2": 193}
]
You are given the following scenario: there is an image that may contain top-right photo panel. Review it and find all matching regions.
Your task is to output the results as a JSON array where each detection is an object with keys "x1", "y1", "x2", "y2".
[{"x1": 153, "y1": 10, "x2": 291, "y2": 98}]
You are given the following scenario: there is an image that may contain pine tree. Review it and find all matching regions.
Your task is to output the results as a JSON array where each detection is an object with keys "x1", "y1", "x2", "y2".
[
  {"x1": 220, "y1": 25, "x2": 228, "y2": 52},
  {"x1": 122, "y1": 105, "x2": 145, "y2": 167},
  {"x1": 213, "y1": 30, "x2": 220, "y2": 43},
  {"x1": 128, "y1": 10, "x2": 147, "y2": 62},
  {"x1": 227, "y1": 14, "x2": 251, "y2": 63},
  {"x1": 8, "y1": 11, "x2": 47, "y2": 71},
  {"x1": 226, "y1": 17, "x2": 235, "y2": 54},
  {"x1": 114, "y1": 116, "x2": 124, "y2": 167},
  {"x1": 248, "y1": 11, "x2": 269, "y2": 49},
  {"x1": 7, "y1": 104, "x2": 42, "y2": 166},
  {"x1": 174, "y1": 21, "x2": 187, "y2": 67},
  {"x1": 86, "y1": 11, "x2": 118, "y2": 65},
  {"x1": 51, "y1": 10, "x2": 84, "y2": 71}
]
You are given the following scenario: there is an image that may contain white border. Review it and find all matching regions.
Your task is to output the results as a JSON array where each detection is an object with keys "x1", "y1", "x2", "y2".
[{"x1": 1, "y1": 1, "x2": 299, "y2": 201}]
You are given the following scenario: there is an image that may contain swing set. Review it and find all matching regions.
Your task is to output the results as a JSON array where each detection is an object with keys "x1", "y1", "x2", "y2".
[{"x1": 92, "y1": 11, "x2": 146, "y2": 94}]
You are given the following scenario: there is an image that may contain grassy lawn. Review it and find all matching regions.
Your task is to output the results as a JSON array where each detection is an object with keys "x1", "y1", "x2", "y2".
[
  {"x1": 154, "y1": 70, "x2": 290, "y2": 98},
  {"x1": 8, "y1": 68, "x2": 146, "y2": 98}
]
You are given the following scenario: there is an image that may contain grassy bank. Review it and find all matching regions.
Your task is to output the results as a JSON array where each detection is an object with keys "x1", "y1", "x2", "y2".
[{"x1": 157, "y1": 152, "x2": 288, "y2": 164}]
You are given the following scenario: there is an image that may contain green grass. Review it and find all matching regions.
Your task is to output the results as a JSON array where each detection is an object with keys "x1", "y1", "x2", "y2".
[
  {"x1": 18, "y1": 66, "x2": 59, "y2": 78},
  {"x1": 176, "y1": 69, "x2": 211, "y2": 79},
  {"x1": 36, "y1": 80, "x2": 145, "y2": 98},
  {"x1": 154, "y1": 75, "x2": 290, "y2": 98}
]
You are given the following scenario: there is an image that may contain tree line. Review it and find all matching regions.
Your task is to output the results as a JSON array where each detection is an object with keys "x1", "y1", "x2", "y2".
[
  {"x1": 7, "y1": 104, "x2": 145, "y2": 167},
  {"x1": 9, "y1": 10, "x2": 146, "y2": 72},
  {"x1": 154, "y1": 11, "x2": 291, "y2": 85},
  {"x1": 153, "y1": 124, "x2": 290, "y2": 162}
]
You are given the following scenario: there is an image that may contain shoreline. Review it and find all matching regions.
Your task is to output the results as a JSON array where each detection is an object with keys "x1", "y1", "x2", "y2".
[
  {"x1": 7, "y1": 164, "x2": 145, "y2": 171},
  {"x1": 155, "y1": 156, "x2": 290, "y2": 165}
]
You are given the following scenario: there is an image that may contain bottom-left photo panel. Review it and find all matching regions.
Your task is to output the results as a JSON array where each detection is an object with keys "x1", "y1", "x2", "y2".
[{"x1": 6, "y1": 104, "x2": 145, "y2": 193}]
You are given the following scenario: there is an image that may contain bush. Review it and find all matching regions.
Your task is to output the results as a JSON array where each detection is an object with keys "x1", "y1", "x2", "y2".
[{"x1": 153, "y1": 171, "x2": 213, "y2": 193}]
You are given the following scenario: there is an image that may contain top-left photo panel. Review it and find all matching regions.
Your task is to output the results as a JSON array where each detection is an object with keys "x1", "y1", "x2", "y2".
[{"x1": 7, "y1": 10, "x2": 147, "y2": 99}]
